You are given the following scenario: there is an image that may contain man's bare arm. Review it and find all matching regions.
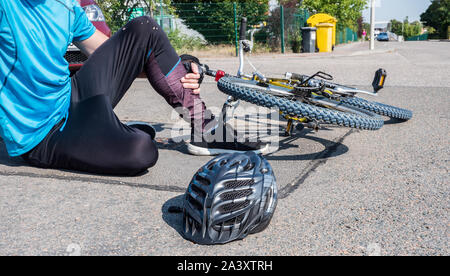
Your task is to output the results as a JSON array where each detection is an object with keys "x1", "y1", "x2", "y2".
[{"x1": 74, "y1": 29, "x2": 109, "y2": 57}]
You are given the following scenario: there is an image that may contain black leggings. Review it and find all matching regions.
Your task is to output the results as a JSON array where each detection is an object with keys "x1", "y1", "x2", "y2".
[{"x1": 22, "y1": 16, "x2": 203, "y2": 176}]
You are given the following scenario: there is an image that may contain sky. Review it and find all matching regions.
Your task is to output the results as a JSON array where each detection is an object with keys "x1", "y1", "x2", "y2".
[{"x1": 362, "y1": 0, "x2": 432, "y2": 23}]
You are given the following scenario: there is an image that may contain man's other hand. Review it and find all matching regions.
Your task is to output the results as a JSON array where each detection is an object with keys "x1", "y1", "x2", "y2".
[{"x1": 181, "y1": 63, "x2": 201, "y2": 94}]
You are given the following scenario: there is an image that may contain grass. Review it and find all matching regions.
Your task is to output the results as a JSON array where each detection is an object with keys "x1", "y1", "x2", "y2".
[
  {"x1": 176, "y1": 43, "x2": 279, "y2": 58},
  {"x1": 167, "y1": 29, "x2": 207, "y2": 55},
  {"x1": 168, "y1": 29, "x2": 296, "y2": 58}
]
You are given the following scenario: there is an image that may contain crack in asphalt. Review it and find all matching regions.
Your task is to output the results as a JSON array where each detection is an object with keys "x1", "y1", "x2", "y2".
[
  {"x1": 278, "y1": 129, "x2": 356, "y2": 199},
  {"x1": 0, "y1": 171, "x2": 186, "y2": 193},
  {"x1": 0, "y1": 129, "x2": 355, "y2": 199}
]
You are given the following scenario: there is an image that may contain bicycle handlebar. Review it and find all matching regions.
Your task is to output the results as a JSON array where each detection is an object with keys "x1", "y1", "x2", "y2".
[{"x1": 239, "y1": 17, "x2": 247, "y2": 41}]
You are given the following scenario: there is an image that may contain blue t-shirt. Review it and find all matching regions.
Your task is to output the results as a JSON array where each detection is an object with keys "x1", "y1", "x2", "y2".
[{"x1": 0, "y1": 0, "x2": 96, "y2": 156}]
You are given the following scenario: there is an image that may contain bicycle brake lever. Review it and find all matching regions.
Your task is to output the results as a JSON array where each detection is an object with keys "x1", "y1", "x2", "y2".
[
  {"x1": 200, "y1": 64, "x2": 213, "y2": 76},
  {"x1": 242, "y1": 40, "x2": 253, "y2": 53}
]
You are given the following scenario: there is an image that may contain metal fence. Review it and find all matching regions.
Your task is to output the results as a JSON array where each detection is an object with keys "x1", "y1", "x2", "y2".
[
  {"x1": 406, "y1": 33, "x2": 429, "y2": 41},
  {"x1": 336, "y1": 27, "x2": 359, "y2": 45},
  {"x1": 167, "y1": 2, "x2": 309, "y2": 54},
  {"x1": 102, "y1": 1, "x2": 359, "y2": 54}
]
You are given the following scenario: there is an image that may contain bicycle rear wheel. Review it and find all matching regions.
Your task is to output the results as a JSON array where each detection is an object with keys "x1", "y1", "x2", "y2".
[
  {"x1": 340, "y1": 97, "x2": 413, "y2": 120},
  {"x1": 218, "y1": 77, "x2": 384, "y2": 131}
]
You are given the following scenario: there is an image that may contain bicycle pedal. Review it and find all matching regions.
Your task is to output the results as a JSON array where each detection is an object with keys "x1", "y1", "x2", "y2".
[{"x1": 372, "y1": 68, "x2": 387, "y2": 92}]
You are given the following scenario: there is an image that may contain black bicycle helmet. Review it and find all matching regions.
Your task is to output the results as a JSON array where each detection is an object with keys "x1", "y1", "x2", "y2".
[{"x1": 182, "y1": 152, "x2": 277, "y2": 245}]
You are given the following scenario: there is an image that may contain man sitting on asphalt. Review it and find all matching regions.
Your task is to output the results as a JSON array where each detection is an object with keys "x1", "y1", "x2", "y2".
[{"x1": 0, "y1": 0, "x2": 268, "y2": 176}]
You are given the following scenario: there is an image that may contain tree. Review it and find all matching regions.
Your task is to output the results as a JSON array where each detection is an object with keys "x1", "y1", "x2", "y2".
[
  {"x1": 97, "y1": 0, "x2": 140, "y2": 33},
  {"x1": 389, "y1": 19, "x2": 403, "y2": 36},
  {"x1": 421, "y1": 0, "x2": 450, "y2": 39},
  {"x1": 279, "y1": 0, "x2": 300, "y2": 9},
  {"x1": 404, "y1": 20, "x2": 423, "y2": 38},
  {"x1": 97, "y1": 0, "x2": 172, "y2": 34},
  {"x1": 266, "y1": 5, "x2": 299, "y2": 51},
  {"x1": 357, "y1": 16, "x2": 364, "y2": 37},
  {"x1": 300, "y1": 0, "x2": 368, "y2": 29},
  {"x1": 171, "y1": 0, "x2": 270, "y2": 44},
  {"x1": 389, "y1": 18, "x2": 423, "y2": 39}
]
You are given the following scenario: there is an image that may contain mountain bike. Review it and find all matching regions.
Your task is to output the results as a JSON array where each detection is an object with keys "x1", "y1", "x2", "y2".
[{"x1": 200, "y1": 18, "x2": 410, "y2": 135}]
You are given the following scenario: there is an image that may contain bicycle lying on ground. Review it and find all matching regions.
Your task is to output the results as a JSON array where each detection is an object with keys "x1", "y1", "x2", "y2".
[{"x1": 199, "y1": 18, "x2": 413, "y2": 135}]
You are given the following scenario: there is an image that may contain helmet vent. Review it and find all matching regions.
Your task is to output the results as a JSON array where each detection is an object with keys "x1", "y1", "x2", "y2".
[
  {"x1": 212, "y1": 213, "x2": 246, "y2": 231},
  {"x1": 221, "y1": 189, "x2": 253, "y2": 201},
  {"x1": 220, "y1": 200, "x2": 250, "y2": 213},
  {"x1": 224, "y1": 179, "x2": 254, "y2": 189},
  {"x1": 207, "y1": 161, "x2": 217, "y2": 170},
  {"x1": 223, "y1": 213, "x2": 245, "y2": 226},
  {"x1": 191, "y1": 184, "x2": 206, "y2": 198},
  {"x1": 195, "y1": 175, "x2": 210, "y2": 186},
  {"x1": 230, "y1": 161, "x2": 242, "y2": 168},
  {"x1": 187, "y1": 195, "x2": 203, "y2": 211},
  {"x1": 244, "y1": 162, "x2": 256, "y2": 171}
]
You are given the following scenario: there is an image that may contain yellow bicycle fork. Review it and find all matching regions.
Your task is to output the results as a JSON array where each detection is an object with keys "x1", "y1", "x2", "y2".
[{"x1": 280, "y1": 112, "x2": 309, "y2": 136}]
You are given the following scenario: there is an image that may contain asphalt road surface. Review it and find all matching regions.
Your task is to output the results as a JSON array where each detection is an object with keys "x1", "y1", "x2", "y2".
[{"x1": 0, "y1": 41, "x2": 448, "y2": 256}]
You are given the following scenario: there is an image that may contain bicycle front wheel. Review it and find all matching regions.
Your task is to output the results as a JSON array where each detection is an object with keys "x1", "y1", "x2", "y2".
[
  {"x1": 340, "y1": 97, "x2": 413, "y2": 120},
  {"x1": 217, "y1": 77, "x2": 384, "y2": 131}
]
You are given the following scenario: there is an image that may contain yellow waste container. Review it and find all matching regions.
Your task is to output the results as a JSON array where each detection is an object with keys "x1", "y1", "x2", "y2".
[
  {"x1": 316, "y1": 23, "x2": 333, "y2": 52},
  {"x1": 307, "y1": 13, "x2": 337, "y2": 48}
]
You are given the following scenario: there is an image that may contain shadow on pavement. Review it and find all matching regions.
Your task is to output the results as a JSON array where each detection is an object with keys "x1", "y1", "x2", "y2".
[
  {"x1": 162, "y1": 194, "x2": 186, "y2": 238},
  {"x1": 384, "y1": 117, "x2": 409, "y2": 125},
  {"x1": 264, "y1": 128, "x2": 349, "y2": 161},
  {"x1": 0, "y1": 120, "x2": 348, "y2": 186}
]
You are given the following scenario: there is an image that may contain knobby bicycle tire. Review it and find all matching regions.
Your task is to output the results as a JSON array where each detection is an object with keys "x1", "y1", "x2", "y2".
[
  {"x1": 217, "y1": 77, "x2": 384, "y2": 131},
  {"x1": 340, "y1": 97, "x2": 413, "y2": 120}
]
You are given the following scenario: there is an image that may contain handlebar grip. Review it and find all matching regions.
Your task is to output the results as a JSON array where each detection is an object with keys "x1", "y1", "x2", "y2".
[{"x1": 239, "y1": 17, "x2": 247, "y2": 41}]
